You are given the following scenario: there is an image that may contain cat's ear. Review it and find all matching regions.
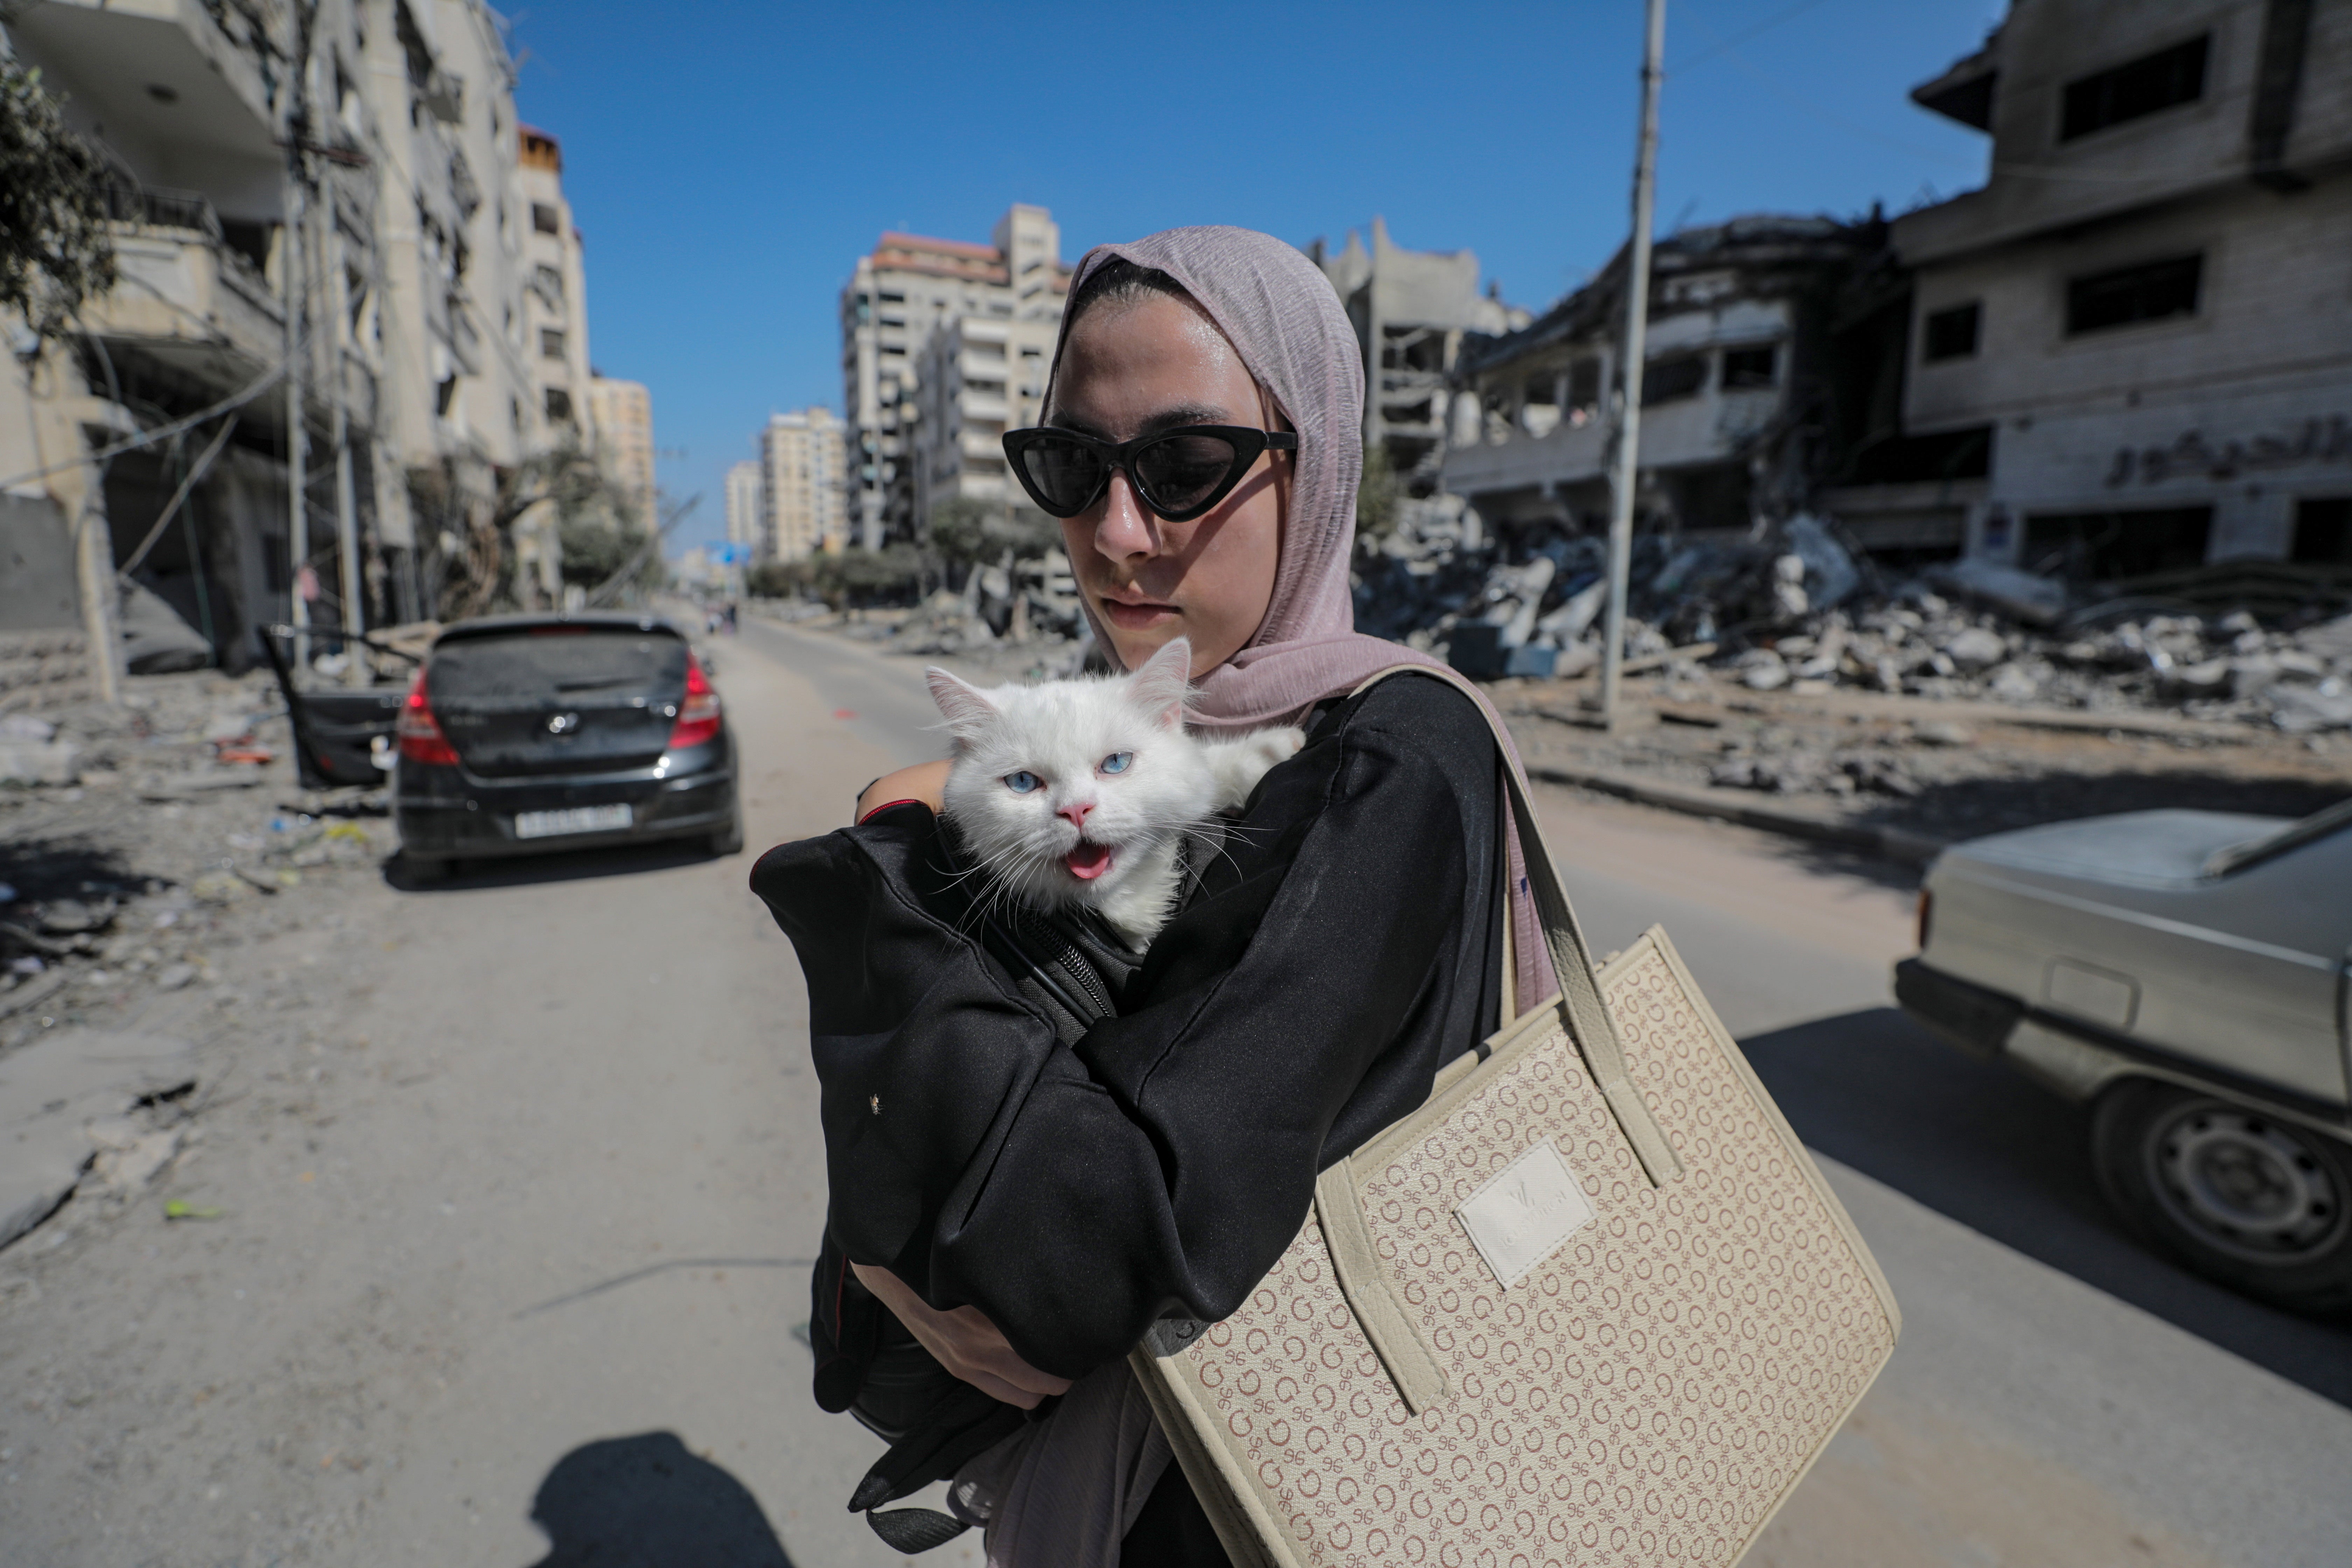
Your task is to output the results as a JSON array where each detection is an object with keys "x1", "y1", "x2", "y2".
[
  {"x1": 925, "y1": 666, "x2": 998, "y2": 745},
  {"x1": 1129, "y1": 637, "x2": 1194, "y2": 730}
]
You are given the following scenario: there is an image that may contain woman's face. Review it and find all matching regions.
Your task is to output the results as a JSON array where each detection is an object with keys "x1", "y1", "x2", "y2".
[{"x1": 1045, "y1": 291, "x2": 1288, "y2": 679}]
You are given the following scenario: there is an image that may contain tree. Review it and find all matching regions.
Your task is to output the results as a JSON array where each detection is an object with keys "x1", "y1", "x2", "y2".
[{"x1": 0, "y1": 59, "x2": 117, "y2": 341}]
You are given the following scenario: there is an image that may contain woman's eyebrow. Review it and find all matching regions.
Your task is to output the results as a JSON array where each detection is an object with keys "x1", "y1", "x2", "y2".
[
  {"x1": 1135, "y1": 402, "x2": 1235, "y2": 437},
  {"x1": 1047, "y1": 401, "x2": 1236, "y2": 441}
]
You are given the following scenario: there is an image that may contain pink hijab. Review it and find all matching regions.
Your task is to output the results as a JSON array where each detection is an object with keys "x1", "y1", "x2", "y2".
[{"x1": 1048, "y1": 225, "x2": 1556, "y2": 1009}]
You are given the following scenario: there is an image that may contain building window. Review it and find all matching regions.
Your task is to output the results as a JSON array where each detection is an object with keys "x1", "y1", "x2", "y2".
[
  {"x1": 1923, "y1": 303, "x2": 1981, "y2": 362},
  {"x1": 1566, "y1": 358, "x2": 1601, "y2": 415},
  {"x1": 2292, "y1": 498, "x2": 2352, "y2": 564},
  {"x1": 436, "y1": 376, "x2": 459, "y2": 416},
  {"x1": 2022, "y1": 506, "x2": 2211, "y2": 581},
  {"x1": 1721, "y1": 345, "x2": 1778, "y2": 388},
  {"x1": 545, "y1": 387, "x2": 574, "y2": 423},
  {"x1": 1642, "y1": 354, "x2": 1708, "y2": 405},
  {"x1": 540, "y1": 328, "x2": 566, "y2": 360},
  {"x1": 531, "y1": 202, "x2": 560, "y2": 234},
  {"x1": 2066, "y1": 254, "x2": 2202, "y2": 335},
  {"x1": 2060, "y1": 35, "x2": 2208, "y2": 142}
]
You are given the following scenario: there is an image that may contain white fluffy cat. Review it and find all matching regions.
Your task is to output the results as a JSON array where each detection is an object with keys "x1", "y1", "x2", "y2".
[{"x1": 925, "y1": 637, "x2": 1304, "y2": 950}]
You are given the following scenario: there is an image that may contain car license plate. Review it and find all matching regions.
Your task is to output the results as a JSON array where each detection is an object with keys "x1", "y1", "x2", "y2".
[{"x1": 513, "y1": 804, "x2": 632, "y2": 840}]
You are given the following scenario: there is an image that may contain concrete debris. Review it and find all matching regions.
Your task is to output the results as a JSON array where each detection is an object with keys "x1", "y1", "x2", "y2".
[
  {"x1": 1, "y1": 665, "x2": 388, "y2": 1078},
  {"x1": 0, "y1": 740, "x2": 81, "y2": 787},
  {"x1": 1352, "y1": 505, "x2": 2352, "y2": 732}
]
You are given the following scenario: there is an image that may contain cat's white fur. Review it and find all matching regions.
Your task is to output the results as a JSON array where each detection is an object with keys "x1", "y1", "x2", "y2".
[{"x1": 926, "y1": 638, "x2": 1304, "y2": 950}]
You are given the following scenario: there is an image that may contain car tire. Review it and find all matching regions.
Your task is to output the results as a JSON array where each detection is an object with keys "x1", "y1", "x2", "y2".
[
  {"x1": 709, "y1": 803, "x2": 745, "y2": 858},
  {"x1": 2091, "y1": 1078, "x2": 2352, "y2": 1312},
  {"x1": 402, "y1": 851, "x2": 453, "y2": 885}
]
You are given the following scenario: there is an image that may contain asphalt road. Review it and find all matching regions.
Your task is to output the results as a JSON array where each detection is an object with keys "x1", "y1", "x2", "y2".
[{"x1": 2, "y1": 614, "x2": 2345, "y2": 1567}]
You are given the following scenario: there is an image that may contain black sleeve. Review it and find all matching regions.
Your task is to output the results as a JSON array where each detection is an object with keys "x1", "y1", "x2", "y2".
[{"x1": 926, "y1": 673, "x2": 1503, "y2": 1377}]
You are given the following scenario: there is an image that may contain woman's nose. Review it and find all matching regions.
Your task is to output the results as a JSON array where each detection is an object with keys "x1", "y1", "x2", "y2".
[{"x1": 1091, "y1": 469, "x2": 1158, "y2": 559}]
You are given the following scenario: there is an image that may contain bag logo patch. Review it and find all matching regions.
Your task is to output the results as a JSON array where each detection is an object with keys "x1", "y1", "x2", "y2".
[{"x1": 1455, "y1": 1140, "x2": 1594, "y2": 1289}]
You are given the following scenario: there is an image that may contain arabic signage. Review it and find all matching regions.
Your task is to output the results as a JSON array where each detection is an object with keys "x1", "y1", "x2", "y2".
[{"x1": 2104, "y1": 415, "x2": 2351, "y2": 487}]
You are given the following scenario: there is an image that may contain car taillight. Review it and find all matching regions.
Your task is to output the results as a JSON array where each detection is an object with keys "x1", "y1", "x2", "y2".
[
  {"x1": 1916, "y1": 889, "x2": 1933, "y2": 952},
  {"x1": 396, "y1": 671, "x2": 460, "y2": 765},
  {"x1": 668, "y1": 655, "x2": 722, "y2": 750}
]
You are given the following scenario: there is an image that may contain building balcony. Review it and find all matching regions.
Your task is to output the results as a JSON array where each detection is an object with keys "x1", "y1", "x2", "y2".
[
  {"x1": 83, "y1": 197, "x2": 284, "y2": 391},
  {"x1": 12, "y1": 1, "x2": 282, "y2": 224},
  {"x1": 960, "y1": 393, "x2": 1010, "y2": 422}
]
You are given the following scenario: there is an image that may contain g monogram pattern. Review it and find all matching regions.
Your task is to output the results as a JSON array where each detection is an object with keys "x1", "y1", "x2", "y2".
[{"x1": 1147, "y1": 932, "x2": 1898, "y2": 1568}]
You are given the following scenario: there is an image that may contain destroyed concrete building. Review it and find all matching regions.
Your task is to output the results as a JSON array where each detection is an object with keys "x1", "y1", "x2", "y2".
[
  {"x1": 1441, "y1": 215, "x2": 1895, "y2": 544},
  {"x1": 1314, "y1": 218, "x2": 1528, "y2": 491},
  {"x1": 0, "y1": 0, "x2": 616, "y2": 707},
  {"x1": 1829, "y1": 0, "x2": 2352, "y2": 587}
]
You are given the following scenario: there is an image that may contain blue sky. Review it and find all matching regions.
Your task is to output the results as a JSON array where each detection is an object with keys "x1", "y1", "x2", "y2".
[{"x1": 506, "y1": 0, "x2": 2007, "y2": 551}]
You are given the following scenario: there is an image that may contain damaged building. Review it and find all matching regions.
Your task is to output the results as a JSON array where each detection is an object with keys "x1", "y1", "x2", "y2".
[
  {"x1": 1314, "y1": 218, "x2": 1528, "y2": 492},
  {"x1": 0, "y1": 0, "x2": 614, "y2": 707},
  {"x1": 1442, "y1": 215, "x2": 1896, "y2": 546},
  {"x1": 1830, "y1": 0, "x2": 2352, "y2": 586}
]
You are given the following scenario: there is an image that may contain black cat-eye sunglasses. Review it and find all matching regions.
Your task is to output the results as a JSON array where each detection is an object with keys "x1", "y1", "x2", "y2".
[{"x1": 1001, "y1": 425, "x2": 1298, "y2": 524}]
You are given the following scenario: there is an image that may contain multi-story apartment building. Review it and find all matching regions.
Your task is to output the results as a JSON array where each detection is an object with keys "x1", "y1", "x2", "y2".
[
  {"x1": 911, "y1": 314, "x2": 1060, "y2": 525},
  {"x1": 0, "y1": 0, "x2": 608, "y2": 701},
  {"x1": 1442, "y1": 218, "x2": 1890, "y2": 539},
  {"x1": 840, "y1": 205, "x2": 1067, "y2": 548},
  {"x1": 759, "y1": 408, "x2": 848, "y2": 563},
  {"x1": 589, "y1": 377, "x2": 656, "y2": 529},
  {"x1": 516, "y1": 125, "x2": 594, "y2": 444},
  {"x1": 724, "y1": 460, "x2": 764, "y2": 554},
  {"x1": 1315, "y1": 218, "x2": 1527, "y2": 489},
  {"x1": 1837, "y1": 0, "x2": 2352, "y2": 580}
]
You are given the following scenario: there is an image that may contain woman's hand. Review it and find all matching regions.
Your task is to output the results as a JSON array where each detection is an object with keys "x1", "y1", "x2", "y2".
[
  {"x1": 855, "y1": 761, "x2": 950, "y2": 825},
  {"x1": 850, "y1": 1261, "x2": 1074, "y2": 1409}
]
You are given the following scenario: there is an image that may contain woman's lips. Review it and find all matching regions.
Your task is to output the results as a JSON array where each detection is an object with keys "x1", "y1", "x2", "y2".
[
  {"x1": 1098, "y1": 592, "x2": 1177, "y2": 631},
  {"x1": 1065, "y1": 841, "x2": 1113, "y2": 880}
]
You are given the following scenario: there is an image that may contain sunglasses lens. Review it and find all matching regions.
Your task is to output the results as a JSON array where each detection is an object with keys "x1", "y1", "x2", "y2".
[
  {"x1": 1133, "y1": 432, "x2": 1242, "y2": 517},
  {"x1": 1019, "y1": 437, "x2": 1106, "y2": 515}
]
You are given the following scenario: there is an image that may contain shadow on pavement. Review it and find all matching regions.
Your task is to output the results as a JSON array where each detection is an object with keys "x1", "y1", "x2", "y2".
[
  {"x1": 1740, "y1": 1006, "x2": 2352, "y2": 1408},
  {"x1": 383, "y1": 840, "x2": 735, "y2": 893},
  {"x1": 525, "y1": 1431, "x2": 794, "y2": 1567}
]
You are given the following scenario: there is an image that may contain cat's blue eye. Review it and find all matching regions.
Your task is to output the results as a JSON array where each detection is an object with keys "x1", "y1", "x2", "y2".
[
  {"x1": 1004, "y1": 771, "x2": 1042, "y2": 793},
  {"x1": 1100, "y1": 752, "x2": 1133, "y2": 776}
]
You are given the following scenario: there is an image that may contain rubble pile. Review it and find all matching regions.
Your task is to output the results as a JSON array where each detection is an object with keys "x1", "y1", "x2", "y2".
[
  {"x1": 1356, "y1": 501, "x2": 2352, "y2": 733},
  {"x1": 1, "y1": 668, "x2": 388, "y2": 1058}
]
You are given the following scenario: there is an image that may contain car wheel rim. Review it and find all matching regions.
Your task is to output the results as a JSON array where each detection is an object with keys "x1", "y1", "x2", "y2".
[{"x1": 2144, "y1": 1099, "x2": 2345, "y2": 1264}]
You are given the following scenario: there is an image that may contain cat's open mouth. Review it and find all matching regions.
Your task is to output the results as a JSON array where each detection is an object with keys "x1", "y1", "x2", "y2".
[{"x1": 1064, "y1": 841, "x2": 1113, "y2": 881}]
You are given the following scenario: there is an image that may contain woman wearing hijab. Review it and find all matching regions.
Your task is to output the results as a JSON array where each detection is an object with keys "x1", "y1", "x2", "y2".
[{"x1": 768, "y1": 226, "x2": 1557, "y2": 1566}]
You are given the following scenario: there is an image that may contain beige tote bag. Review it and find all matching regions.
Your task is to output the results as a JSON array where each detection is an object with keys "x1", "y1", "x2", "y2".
[{"x1": 1130, "y1": 668, "x2": 1899, "y2": 1568}]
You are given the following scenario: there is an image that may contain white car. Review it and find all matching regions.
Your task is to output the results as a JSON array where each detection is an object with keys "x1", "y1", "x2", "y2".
[{"x1": 1896, "y1": 797, "x2": 2352, "y2": 1312}]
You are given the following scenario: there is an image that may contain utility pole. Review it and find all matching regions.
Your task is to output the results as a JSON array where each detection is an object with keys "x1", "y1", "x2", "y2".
[
  {"x1": 1600, "y1": 0, "x2": 1667, "y2": 723},
  {"x1": 284, "y1": 174, "x2": 310, "y2": 676}
]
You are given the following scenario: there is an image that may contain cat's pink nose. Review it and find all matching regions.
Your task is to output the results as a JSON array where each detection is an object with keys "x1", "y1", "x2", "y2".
[{"x1": 1058, "y1": 801, "x2": 1094, "y2": 828}]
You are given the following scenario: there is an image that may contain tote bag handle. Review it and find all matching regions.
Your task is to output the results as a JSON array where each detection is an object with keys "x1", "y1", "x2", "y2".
[{"x1": 1345, "y1": 666, "x2": 1681, "y2": 1187}]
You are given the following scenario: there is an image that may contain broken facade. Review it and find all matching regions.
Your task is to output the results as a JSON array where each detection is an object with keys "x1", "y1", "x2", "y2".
[
  {"x1": 1315, "y1": 218, "x2": 1527, "y2": 492},
  {"x1": 1442, "y1": 215, "x2": 1894, "y2": 545},
  {"x1": 1835, "y1": 0, "x2": 2352, "y2": 586},
  {"x1": 0, "y1": 0, "x2": 607, "y2": 704}
]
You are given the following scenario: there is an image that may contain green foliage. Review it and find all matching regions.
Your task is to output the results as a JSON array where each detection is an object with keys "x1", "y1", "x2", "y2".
[
  {"x1": 0, "y1": 59, "x2": 117, "y2": 337},
  {"x1": 1357, "y1": 441, "x2": 1400, "y2": 543},
  {"x1": 749, "y1": 545, "x2": 924, "y2": 610},
  {"x1": 928, "y1": 495, "x2": 1057, "y2": 570}
]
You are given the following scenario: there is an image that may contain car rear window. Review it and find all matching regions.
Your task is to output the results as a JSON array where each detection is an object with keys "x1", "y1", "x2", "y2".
[{"x1": 428, "y1": 628, "x2": 686, "y2": 700}]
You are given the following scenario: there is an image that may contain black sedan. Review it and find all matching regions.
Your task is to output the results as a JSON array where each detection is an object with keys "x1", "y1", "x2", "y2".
[{"x1": 392, "y1": 613, "x2": 742, "y2": 880}]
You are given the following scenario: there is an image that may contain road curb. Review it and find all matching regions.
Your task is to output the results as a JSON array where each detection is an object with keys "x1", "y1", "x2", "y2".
[{"x1": 1526, "y1": 764, "x2": 1948, "y2": 866}]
